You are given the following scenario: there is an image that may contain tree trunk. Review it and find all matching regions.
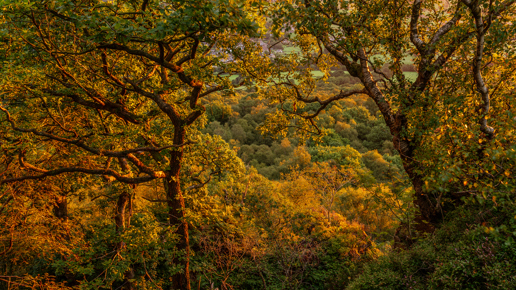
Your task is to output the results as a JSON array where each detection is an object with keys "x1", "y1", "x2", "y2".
[
  {"x1": 115, "y1": 192, "x2": 135, "y2": 290},
  {"x1": 167, "y1": 127, "x2": 191, "y2": 290},
  {"x1": 391, "y1": 120, "x2": 440, "y2": 247},
  {"x1": 53, "y1": 194, "x2": 68, "y2": 220},
  {"x1": 115, "y1": 192, "x2": 130, "y2": 231}
]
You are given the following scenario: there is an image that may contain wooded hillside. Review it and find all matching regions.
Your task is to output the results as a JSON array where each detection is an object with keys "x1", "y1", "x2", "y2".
[{"x1": 1, "y1": 0, "x2": 515, "y2": 289}]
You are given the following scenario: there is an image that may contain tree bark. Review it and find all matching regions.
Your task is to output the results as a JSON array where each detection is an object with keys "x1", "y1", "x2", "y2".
[
  {"x1": 115, "y1": 192, "x2": 130, "y2": 231},
  {"x1": 115, "y1": 192, "x2": 134, "y2": 290},
  {"x1": 325, "y1": 42, "x2": 441, "y2": 242},
  {"x1": 390, "y1": 113, "x2": 441, "y2": 247},
  {"x1": 167, "y1": 126, "x2": 191, "y2": 290},
  {"x1": 53, "y1": 194, "x2": 68, "y2": 220}
]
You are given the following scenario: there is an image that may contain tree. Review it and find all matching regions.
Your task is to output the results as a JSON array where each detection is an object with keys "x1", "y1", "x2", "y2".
[
  {"x1": 302, "y1": 162, "x2": 357, "y2": 223},
  {"x1": 0, "y1": 0, "x2": 264, "y2": 288},
  {"x1": 267, "y1": 0, "x2": 516, "y2": 240}
]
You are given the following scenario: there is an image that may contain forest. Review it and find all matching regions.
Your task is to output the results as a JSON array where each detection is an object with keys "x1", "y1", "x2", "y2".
[{"x1": 0, "y1": 0, "x2": 515, "y2": 289}]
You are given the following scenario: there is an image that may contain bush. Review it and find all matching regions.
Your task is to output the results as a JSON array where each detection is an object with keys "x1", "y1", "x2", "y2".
[
  {"x1": 335, "y1": 121, "x2": 359, "y2": 142},
  {"x1": 347, "y1": 202, "x2": 516, "y2": 290},
  {"x1": 362, "y1": 150, "x2": 391, "y2": 181},
  {"x1": 364, "y1": 124, "x2": 392, "y2": 150}
]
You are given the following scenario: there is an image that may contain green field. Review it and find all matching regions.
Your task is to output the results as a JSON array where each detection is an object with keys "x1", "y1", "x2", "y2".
[
  {"x1": 403, "y1": 72, "x2": 418, "y2": 82},
  {"x1": 283, "y1": 46, "x2": 301, "y2": 54}
]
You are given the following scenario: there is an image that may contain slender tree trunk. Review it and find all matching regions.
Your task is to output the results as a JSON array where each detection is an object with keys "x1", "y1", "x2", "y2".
[
  {"x1": 53, "y1": 194, "x2": 68, "y2": 220},
  {"x1": 115, "y1": 192, "x2": 130, "y2": 231},
  {"x1": 115, "y1": 192, "x2": 134, "y2": 290},
  {"x1": 50, "y1": 190, "x2": 77, "y2": 283},
  {"x1": 167, "y1": 127, "x2": 191, "y2": 290}
]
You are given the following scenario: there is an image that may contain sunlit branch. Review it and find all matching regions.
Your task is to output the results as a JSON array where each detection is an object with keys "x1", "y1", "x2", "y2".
[
  {"x1": 286, "y1": 88, "x2": 366, "y2": 120},
  {"x1": 0, "y1": 166, "x2": 156, "y2": 185},
  {"x1": 101, "y1": 51, "x2": 127, "y2": 95},
  {"x1": 41, "y1": 86, "x2": 141, "y2": 125},
  {"x1": 125, "y1": 153, "x2": 166, "y2": 178},
  {"x1": 0, "y1": 105, "x2": 192, "y2": 158}
]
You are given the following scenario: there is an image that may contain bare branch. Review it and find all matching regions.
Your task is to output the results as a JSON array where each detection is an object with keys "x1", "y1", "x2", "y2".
[
  {"x1": 185, "y1": 175, "x2": 213, "y2": 191},
  {"x1": 176, "y1": 38, "x2": 200, "y2": 66},
  {"x1": 98, "y1": 43, "x2": 184, "y2": 73},
  {"x1": 485, "y1": 0, "x2": 516, "y2": 30},
  {"x1": 199, "y1": 85, "x2": 224, "y2": 98},
  {"x1": 184, "y1": 109, "x2": 204, "y2": 126},
  {"x1": 124, "y1": 78, "x2": 182, "y2": 124},
  {"x1": 288, "y1": 88, "x2": 366, "y2": 120},
  {"x1": 142, "y1": 196, "x2": 169, "y2": 203},
  {"x1": 141, "y1": 0, "x2": 149, "y2": 11}
]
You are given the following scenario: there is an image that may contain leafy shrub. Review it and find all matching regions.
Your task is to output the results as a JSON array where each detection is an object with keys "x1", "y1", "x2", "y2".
[{"x1": 348, "y1": 202, "x2": 516, "y2": 290}]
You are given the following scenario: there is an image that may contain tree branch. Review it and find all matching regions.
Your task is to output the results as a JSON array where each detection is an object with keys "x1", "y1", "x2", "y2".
[
  {"x1": 0, "y1": 105, "x2": 191, "y2": 158},
  {"x1": 462, "y1": 0, "x2": 496, "y2": 136},
  {"x1": 43, "y1": 89, "x2": 140, "y2": 124},
  {"x1": 410, "y1": 0, "x2": 425, "y2": 53},
  {"x1": 428, "y1": 4, "x2": 463, "y2": 50},
  {"x1": 0, "y1": 166, "x2": 156, "y2": 185}
]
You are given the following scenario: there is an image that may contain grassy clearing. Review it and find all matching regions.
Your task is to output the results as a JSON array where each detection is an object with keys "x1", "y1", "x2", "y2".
[
  {"x1": 371, "y1": 54, "x2": 415, "y2": 65},
  {"x1": 403, "y1": 72, "x2": 418, "y2": 82},
  {"x1": 311, "y1": 70, "x2": 326, "y2": 77},
  {"x1": 283, "y1": 46, "x2": 301, "y2": 54},
  {"x1": 218, "y1": 74, "x2": 240, "y2": 81}
]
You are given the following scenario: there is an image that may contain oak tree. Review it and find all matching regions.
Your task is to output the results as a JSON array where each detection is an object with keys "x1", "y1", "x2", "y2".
[
  {"x1": 0, "y1": 0, "x2": 264, "y2": 288},
  {"x1": 267, "y1": 0, "x2": 516, "y2": 241}
]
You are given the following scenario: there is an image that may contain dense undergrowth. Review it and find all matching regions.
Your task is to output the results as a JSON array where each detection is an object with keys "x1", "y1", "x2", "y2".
[{"x1": 349, "y1": 200, "x2": 516, "y2": 290}]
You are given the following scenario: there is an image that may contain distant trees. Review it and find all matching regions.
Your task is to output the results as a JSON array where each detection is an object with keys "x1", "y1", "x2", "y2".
[{"x1": 201, "y1": 90, "x2": 400, "y2": 180}]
